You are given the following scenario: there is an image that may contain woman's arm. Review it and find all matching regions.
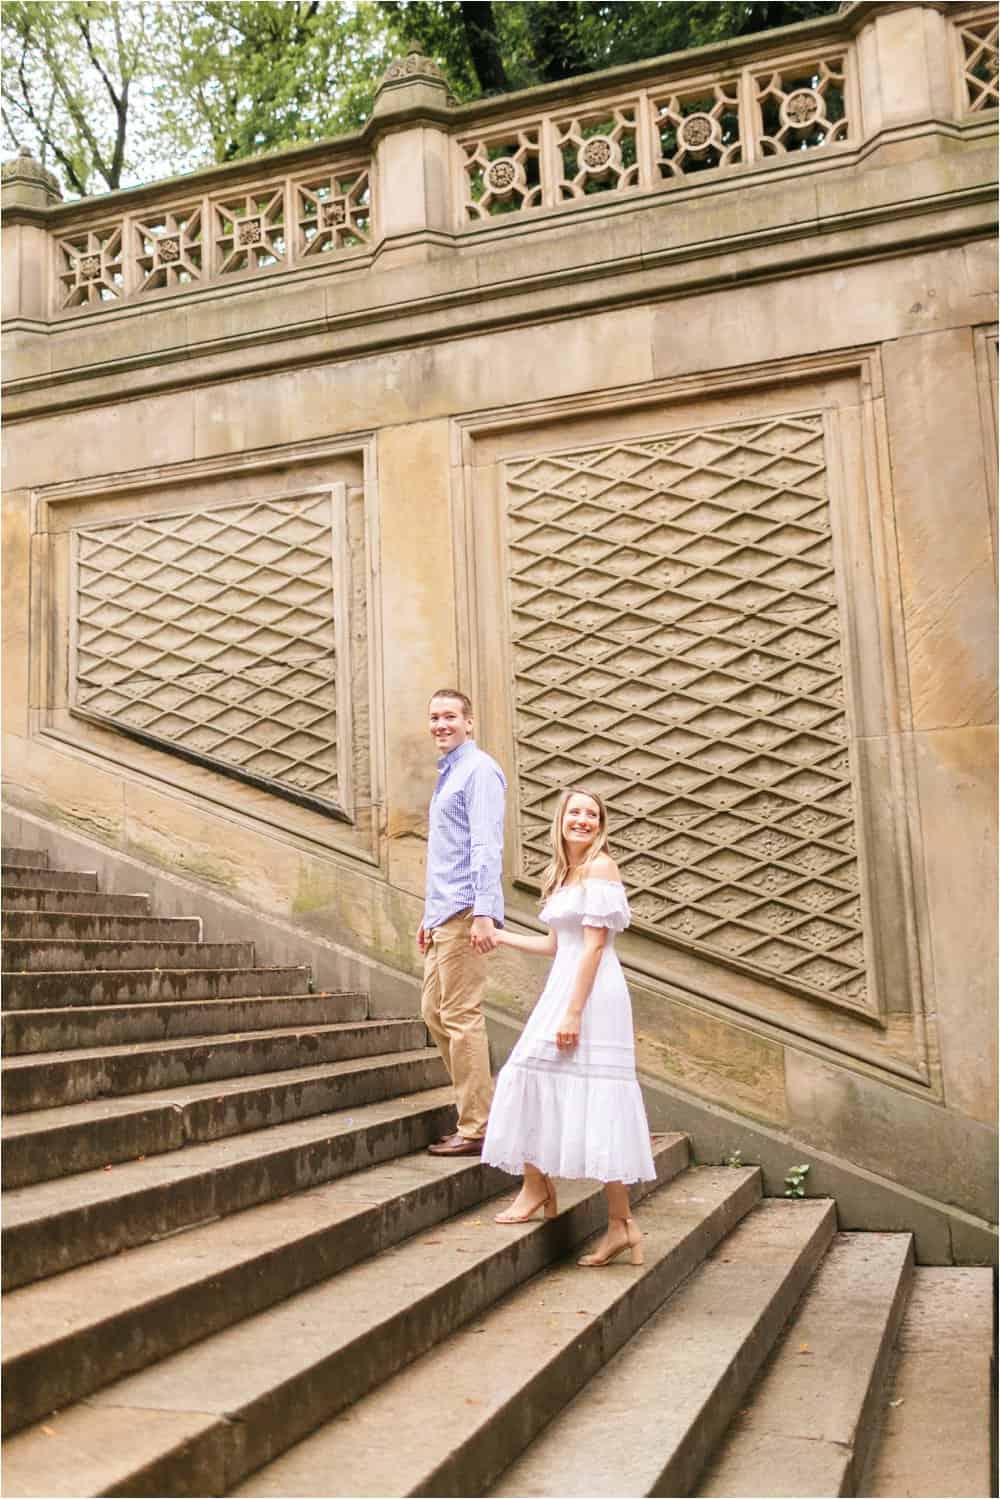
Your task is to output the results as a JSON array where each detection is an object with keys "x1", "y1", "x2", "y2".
[
  {"x1": 494, "y1": 927, "x2": 557, "y2": 957},
  {"x1": 556, "y1": 925, "x2": 607, "y2": 1049}
]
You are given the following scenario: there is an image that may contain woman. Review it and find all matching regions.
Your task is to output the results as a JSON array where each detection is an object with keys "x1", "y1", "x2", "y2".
[{"x1": 482, "y1": 787, "x2": 656, "y2": 1267}]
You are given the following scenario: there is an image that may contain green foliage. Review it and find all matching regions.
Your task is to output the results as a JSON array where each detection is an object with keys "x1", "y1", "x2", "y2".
[
  {"x1": 385, "y1": 1, "x2": 841, "y2": 92},
  {"x1": 153, "y1": 1, "x2": 393, "y2": 166},
  {"x1": 2, "y1": 0, "x2": 842, "y2": 197},
  {"x1": 2, "y1": 0, "x2": 153, "y2": 194},
  {"x1": 784, "y1": 1163, "x2": 811, "y2": 1198},
  {"x1": 722, "y1": 1148, "x2": 744, "y2": 1168}
]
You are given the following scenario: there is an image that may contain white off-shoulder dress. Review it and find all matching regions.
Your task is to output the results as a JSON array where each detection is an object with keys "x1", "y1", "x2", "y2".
[{"x1": 482, "y1": 879, "x2": 656, "y2": 1184}]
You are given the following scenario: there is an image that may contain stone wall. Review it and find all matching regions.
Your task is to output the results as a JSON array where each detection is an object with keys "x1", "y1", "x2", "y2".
[{"x1": 3, "y1": 1, "x2": 997, "y2": 1250}]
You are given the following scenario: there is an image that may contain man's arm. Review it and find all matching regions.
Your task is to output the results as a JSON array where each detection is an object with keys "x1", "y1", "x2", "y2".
[{"x1": 467, "y1": 761, "x2": 505, "y2": 951}]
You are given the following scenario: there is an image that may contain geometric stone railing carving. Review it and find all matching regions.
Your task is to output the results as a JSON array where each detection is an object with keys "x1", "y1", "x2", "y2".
[
  {"x1": 459, "y1": 45, "x2": 852, "y2": 222},
  {"x1": 40, "y1": 3, "x2": 997, "y2": 309},
  {"x1": 56, "y1": 223, "x2": 125, "y2": 309},
  {"x1": 554, "y1": 103, "x2": 641, "y2": 201},
  {"x1": 505, "y1": 414, "x2": 873, "y2": 1015},
  {"x1": 134, "y1": 203, "x2": 203, "y2": 293},
  {"x1": 753, "y1": 55, "x2": 848, "y2": 154},
  {"x1": 53, "y1": 162, "x2": 371, "y2": 314},
  {"x1": 296, "y1": 166, "x2": 372, "y2": 256},
  {"x1": 955, "y1": 9, "x2": 999, "y2": 113},
  {"x1": 653, "y1": 76, "x2": 743, "y2": 178},
  {"x1": 461, "y1": 128, "x2": 542, "y2": 220},
  {"x1": 72, "y1": 492, "x2": 349, "y2": 816}
]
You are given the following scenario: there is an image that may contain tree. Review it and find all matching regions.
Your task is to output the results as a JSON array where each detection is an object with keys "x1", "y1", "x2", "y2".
[
  {"x1": 383, "y1": 1, "x2": 842, "y2": 95},
  {"x1": 2, "y1": 0, "x2": 843, "y2": 198},
  {"x1": 2, "y1": 0, "x2": 153, "y2": 196},
  {"x1": 153, "y1": 1, "x2": 394, "y2": 166}
]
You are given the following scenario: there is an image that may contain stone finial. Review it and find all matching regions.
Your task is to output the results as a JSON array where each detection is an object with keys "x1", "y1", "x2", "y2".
[
  {"x1": 372, "y1": 43, "x2": 451, "y2": 117},
  {"x1": 378, "y1": 44, "x2": 446, "y2": 88},
  {"x1": 2, "y1": 145, "x2": 62, "y2": 209}
]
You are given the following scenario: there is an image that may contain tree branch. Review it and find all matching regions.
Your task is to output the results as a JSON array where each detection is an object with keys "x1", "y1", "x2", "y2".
[
  {"x1": 14, "y1": 45, "x2": 87, "y2": 193},
  {"x1": 458, "y1": 1, "x2": 507, "y2": 93},
  {"x1": 75, "y1": 10, "x2": 123, "y2": 114},
  {"x1": 38, "y1": 24, "x2": 114, "y2": 186}
]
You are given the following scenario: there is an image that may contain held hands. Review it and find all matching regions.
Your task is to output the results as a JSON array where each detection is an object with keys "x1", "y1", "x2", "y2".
[
  {"x1": 470, "y1": 916, "x2": 499, "y2": 954},
  {"x1": 555, "y1": 1010, "x2": 581, "y2": 1050},
  {"x1": 419, "y1": 919, "x2": 499, "y2": 954}
]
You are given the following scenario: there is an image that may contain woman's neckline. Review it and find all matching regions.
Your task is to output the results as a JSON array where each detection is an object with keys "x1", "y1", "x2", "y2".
[{"x1": 555, "y1": 876, "x2": 624, "y2": 892}]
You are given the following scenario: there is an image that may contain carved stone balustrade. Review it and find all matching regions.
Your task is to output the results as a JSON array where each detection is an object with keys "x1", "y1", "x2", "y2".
[{"x1": 3, "y1": 1, "x2": 996, "y2": 322}]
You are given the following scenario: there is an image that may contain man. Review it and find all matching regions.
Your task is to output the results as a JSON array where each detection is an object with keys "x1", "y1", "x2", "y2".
[{"x1": 418, "y1": 689, "x2": 506, "y2": 1156}]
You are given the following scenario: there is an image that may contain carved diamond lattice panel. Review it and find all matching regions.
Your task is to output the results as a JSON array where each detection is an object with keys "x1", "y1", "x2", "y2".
[
  {"x1": 505, "y1": 415, "x2": 873, "y2": 1012},
  {"x1": 957, "y1": 12, "x2": 999, "y2": 112},
  {"x1": 74, "y1": 495, "x2": 343, "y2": 809}
]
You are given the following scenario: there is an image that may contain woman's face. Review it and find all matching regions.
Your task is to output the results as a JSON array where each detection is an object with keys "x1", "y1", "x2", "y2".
[{"x1": 562, "y1": 793, "x2": 602, "y2": 854}]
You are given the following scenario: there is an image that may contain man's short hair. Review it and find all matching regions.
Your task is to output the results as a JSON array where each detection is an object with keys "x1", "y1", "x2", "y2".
[{"x1": 429, "y1": 688, "x2": 473, "y2": 716}]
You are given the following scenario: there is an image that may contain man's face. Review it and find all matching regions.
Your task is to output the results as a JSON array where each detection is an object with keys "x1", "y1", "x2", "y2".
[{"x1": 429, "y1": 697, "x2": 473, "y2": 755}]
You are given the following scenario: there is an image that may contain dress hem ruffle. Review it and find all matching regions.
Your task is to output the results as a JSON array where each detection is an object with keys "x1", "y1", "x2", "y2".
[{"x1": 481, "y1": 1150, "x2": 656, "y2": 1185}]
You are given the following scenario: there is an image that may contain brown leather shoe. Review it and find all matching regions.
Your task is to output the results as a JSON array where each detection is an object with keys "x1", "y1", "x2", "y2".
[{"x1": 427, "y1": 1133, "x2": 483, "y2": 1156}]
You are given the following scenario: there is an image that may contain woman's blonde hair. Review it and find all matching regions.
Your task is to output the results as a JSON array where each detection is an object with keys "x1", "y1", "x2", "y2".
[{"x1": 540, "y1": 787, "x2": 611, "y2": 901}]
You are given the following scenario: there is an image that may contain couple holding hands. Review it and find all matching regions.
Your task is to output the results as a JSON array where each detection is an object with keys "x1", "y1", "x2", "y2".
[{"x1": 417, "y1": 689, "x2": 655, "y2": 1269}]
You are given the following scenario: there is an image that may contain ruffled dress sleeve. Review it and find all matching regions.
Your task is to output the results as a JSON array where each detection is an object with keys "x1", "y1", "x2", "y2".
[{"x1": 579, "y1": 879, "x2": 630, "y2": 932}]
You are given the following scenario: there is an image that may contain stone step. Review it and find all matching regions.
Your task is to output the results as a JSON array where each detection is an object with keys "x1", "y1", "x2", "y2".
[
  {"x1": 861, "y1": 1267, "x2": 994, "y2": 1499},
  {"x1": 3, "y1": 1147, "x2": 517, "y2": 1435},
  {"x1": 1, "y1": 849, "x2": 49, "y2": 869},
  {"x1": 2, "y1": 888, "x2": 152, "y2": 915},
  {"x1": 1, "y1": 937, "x2": 252, "y2": 973},
  {"x1": 3, "y1": 1077, "x2": 456, "y2": 1289},
  {"x1": 1, "y1": 911, "x2": 201, "y2": 943},
  {"x1": 2, "y1": 868, "x2": 98, "y2": 893},
  {"x1": 0, "y1": 1137, "x2": 693, "y2": 1498},
  {"x1": 2, "y1": 1017, "x2": 428, "y2": 1113},
  {"x1": 488, "y1": 1198, "x2": 837, "y2": 1499},
  {"x1": 693, "y1": 1232, "x2": 914, "y2": 1497},
  {"x1": 238, "y1": 1182, "x2": 813, "y2": 1499},
  {"x1": 2, "y1": 964, "x2": 311, "y2": 1010},
  {"x1": 2, "y1": 1042, "x2": 442, "y2": 1190},
  {"x1": 3, "y1": 990, "x2": 368, "y2": 1055}
]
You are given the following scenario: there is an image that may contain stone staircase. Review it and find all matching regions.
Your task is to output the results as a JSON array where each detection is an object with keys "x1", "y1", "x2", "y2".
[{"x1": 2, "y1": 847, "x2": 992, "y2": 1498}]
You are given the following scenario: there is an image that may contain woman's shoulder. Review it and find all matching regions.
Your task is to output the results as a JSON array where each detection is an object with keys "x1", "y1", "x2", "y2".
[{"x1": 585, "y1": 853, "x2": 621, "y2": 883}]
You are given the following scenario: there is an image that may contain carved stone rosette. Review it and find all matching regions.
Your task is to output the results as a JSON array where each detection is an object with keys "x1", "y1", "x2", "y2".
[
  {"x1": 462, "y1": 129, "x2": 542, "y2": 220},
  {"x1": 653, "y1": 79, "x2": 743, "y2": 177},
  {"x1": 56, "y1": 225, "x2": 124, "y2": 309},
  {"x1": 296, "y1": 167, "x2": 371, "y2": 256},
  {"x1": 755, "y1": 56, "x2": 849, "y2": 154},
  {"x1": 555, "y1": 105, "x2": 639, "y2": 200}
]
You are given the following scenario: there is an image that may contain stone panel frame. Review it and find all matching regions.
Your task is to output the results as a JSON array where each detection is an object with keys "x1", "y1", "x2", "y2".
[
  {"x1": 451, "y1": 352, "x2": 937, "y2": 1093},
  {"x1": 68, "y1": 487, "x2": 355, "y2": 821},
  {"x1": 26, "y1": 435, "x2": 385, "y2": 870},
  {"x1": 973, "y1": 322, "x2": 998, "y2": 565}
]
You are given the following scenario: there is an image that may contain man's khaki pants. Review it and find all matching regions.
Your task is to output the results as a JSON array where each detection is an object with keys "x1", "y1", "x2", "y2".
[{"x1": 420, "y1": 909, "x2": 494, "y2": 1140}]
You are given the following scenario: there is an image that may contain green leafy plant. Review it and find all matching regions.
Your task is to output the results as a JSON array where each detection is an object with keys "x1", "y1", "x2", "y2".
[
  {"x1": 784, "y1": 1163, "x2": 811, "y2": 1198},
  {"x1": 722, "y1": 1148, "x2": 743, "y2": 1168}
]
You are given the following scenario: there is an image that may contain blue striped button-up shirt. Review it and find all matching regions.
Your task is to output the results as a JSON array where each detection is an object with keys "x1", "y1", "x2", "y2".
[{"x1": 423, "y1": 740, "x2": 506, "y2": 930}]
